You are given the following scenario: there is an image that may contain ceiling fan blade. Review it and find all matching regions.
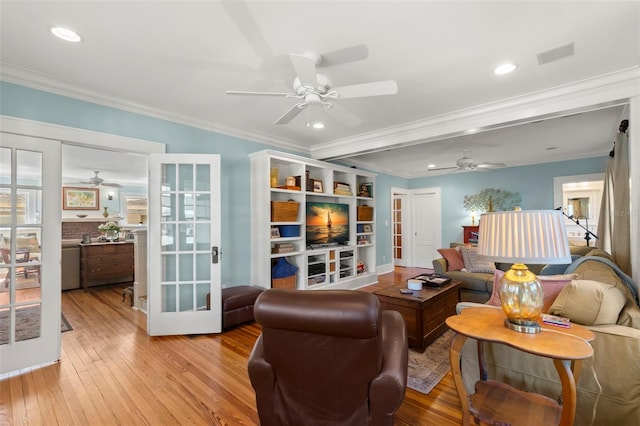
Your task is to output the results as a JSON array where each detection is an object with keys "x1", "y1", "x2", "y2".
[
  {"x1": 220, "y1": 0, "x2": 274, "y2": 62},
  {"x1": 289, "y1": 54, "x2": 318, "y2": 88},
  {"x1": 320, "y1": 44, "x2": 369, "y2": 67},
  {"x1": 102, "y1": 182, "x2": 122, "y2": 188},
  {"x1": 476, "y1": 162, "x2": 506, "y2": 169},
  {"x1": 327, "y1": 102, "x2": 362, "y2": 127},
  {"x1": 332, "y1": 80, "x2": 398, "y2": 99},
  {"x1": 274, "y1": 103, "x2": 306, "y2": 125},
  {"x1": 428, "y1": 166, "x2": 459, "y2": 172},
  {"x1": 226, "y1": 90, "x2": 293, "y2": 97}
]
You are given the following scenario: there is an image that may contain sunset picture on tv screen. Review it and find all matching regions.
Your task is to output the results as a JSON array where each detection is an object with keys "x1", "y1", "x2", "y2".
[{"x1": 306, "y1": 202, "x2": 349, "y2": 245}]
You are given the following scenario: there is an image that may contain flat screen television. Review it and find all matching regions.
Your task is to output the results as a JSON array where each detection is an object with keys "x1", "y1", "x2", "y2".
[{"x1": 306, "y1": 201, "x2": 349, "y2": 247}]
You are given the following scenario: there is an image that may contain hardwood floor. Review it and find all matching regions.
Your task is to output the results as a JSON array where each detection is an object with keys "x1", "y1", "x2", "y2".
[{"x1": 1, "y1": 267, "x2": 463, "y2": 425}]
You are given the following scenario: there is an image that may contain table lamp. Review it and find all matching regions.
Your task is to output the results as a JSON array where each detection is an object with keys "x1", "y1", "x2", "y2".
[{"x1": 477, "y1": 210, "x2": 571, "y2": 333}]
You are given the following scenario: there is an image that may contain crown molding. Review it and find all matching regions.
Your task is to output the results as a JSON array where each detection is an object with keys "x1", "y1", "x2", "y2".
[
  {"x1": 311, "y1": 67, "x2": 640, "y2": 161},
  {"x1": 0, "y1": 63, "x2": 309, "y2": 156}
]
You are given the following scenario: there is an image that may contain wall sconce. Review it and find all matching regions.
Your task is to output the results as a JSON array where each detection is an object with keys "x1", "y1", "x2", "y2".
[{"x1": 108, "y1": 192, "x2": 114, "y2": 200}]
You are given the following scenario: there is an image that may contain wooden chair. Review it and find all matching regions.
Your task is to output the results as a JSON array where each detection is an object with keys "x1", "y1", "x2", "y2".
[{"x1": 0, "y1": 247, "x2": 38, "y2": 283}]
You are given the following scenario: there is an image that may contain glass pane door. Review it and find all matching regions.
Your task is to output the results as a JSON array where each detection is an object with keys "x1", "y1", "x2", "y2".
[
  {"x1": 0, "y1": 133, "x2": 61, "y2": 374},
  {"x1": 148, "y1": 154, "x2": 221, "y2": 336}
]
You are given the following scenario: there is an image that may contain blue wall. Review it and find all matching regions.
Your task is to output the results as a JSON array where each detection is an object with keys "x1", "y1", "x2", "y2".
[
  {"x1": 1, "y1": 81, "x2": 606, "y2": 276},
  {"x1": 1, "y1": 82, "x2": 408, "y2": 281},
  {"x1": 410, "y1": 157, "x2": 607, "y2": 245}
]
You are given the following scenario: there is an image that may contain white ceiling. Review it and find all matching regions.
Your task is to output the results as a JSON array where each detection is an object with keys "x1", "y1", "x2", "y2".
[{"x1": 1, "y1": 1, "x2": 638, "y2": 181}]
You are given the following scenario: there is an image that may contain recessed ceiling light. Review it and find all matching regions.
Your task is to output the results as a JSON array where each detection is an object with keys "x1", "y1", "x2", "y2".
[
  {"x1": 312, "y1": 122, "x2": 325, "y2": 129},
  {"x1": 427, "y1": 164, "x2": 436, "y2": 168},
  {"x1": 494, "y1": 63, "x2": 517, "y2": 75},
  {"x1": 50, "y1": 27, "x2": 82, "y2": 42},
  {"x1": 465, "y1": 128, "x2": 479, "y2": 134}
]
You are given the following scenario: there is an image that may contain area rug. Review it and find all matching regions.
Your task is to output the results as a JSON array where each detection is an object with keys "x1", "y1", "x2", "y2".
[
  {"x1": 407, "y1": 329, "x2": 455, "y2": 394},
  {"x1": 0, "y1": 306, "x2": 73, "y2": 344},
  {"x1": 61, "y1": 313, "x2": 73, "y2": 332}
]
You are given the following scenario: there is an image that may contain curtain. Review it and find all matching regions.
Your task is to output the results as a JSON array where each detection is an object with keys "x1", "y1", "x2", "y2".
[{"x1": 597, "y1": 130, "x2": 631, "y2": 275}]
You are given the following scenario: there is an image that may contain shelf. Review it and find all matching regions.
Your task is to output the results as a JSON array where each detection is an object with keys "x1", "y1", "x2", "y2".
[
  {"x1": 270, "y1": 251, "x2": 303, "y2": 259},
  {"x1": 251, "y1": 149, "x2": 377, "y2": 291},
  {"x1": 270, "y1": 236, "x2": 302, "y2": 242},
  {"x1": 468, "y1": 380, "x2": 561, "y2": 426}
]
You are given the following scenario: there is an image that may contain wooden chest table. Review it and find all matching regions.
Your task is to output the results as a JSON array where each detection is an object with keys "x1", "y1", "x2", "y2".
[{"x1": 374, "y1": 279, "x2": 461, "y2": 351}]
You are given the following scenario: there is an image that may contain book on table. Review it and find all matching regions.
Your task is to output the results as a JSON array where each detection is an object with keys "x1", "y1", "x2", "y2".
[{"x1": 541, "y1": 313, "x2": 571, "y2": 328}]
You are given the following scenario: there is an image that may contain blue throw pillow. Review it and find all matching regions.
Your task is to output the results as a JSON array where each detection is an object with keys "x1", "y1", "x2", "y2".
[{"x1": 539, "y1": 255, "x2": 581, "y2": 276}]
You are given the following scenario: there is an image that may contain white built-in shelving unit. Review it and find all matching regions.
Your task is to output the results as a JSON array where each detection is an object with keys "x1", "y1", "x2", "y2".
[{"x1": 250, "y1": 150, "x2": 377, "y2": 290}]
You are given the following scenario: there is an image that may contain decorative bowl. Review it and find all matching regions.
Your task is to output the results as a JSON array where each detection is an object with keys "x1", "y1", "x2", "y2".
[{"x1": 76, "y1": 214, "x2": 88, "y2": 218}]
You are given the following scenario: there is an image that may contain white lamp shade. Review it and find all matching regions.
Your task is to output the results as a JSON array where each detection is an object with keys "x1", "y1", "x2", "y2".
[{"x1": 477, "y1": 210, "x2": 571, "y2": 264}]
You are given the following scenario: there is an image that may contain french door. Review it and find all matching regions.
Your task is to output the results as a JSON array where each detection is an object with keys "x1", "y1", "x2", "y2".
[
  {"x1": 0, "y1": 133, "x2": 61, "y2": 374},
  {"x1": 147, "y1": 154, "x2": 221, "y2": 335},
  {"x1": 411, "y1": 188, "x2": 441, "y2": 268}
]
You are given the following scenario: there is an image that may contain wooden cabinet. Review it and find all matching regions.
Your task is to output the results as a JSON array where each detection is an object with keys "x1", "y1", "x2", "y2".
[
  {"x1": 250, "y1": 149, "x2": 377, "y2": 290},
  {"x1": 79, "y1": 242, "x2": 134, "y2": 289},
  {"x1": 462, "y1": 225, "x2": 479, "y2": 244}
]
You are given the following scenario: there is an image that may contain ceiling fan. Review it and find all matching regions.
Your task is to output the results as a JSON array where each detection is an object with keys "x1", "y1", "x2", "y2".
[
  {"x1": 78, "y1": 171, "x2": 121, "y2": 188},
  {"x1": 428, "y1": 154, "x2": 506, "y2": 173},
  {"x1": 226, "y1": 47, "x2": 398, "y2": 126}
]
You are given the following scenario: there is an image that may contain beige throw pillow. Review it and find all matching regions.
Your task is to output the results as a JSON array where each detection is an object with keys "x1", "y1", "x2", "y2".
[{"x1": 548, "y1": 279, "x2": 627, "y2": 325}]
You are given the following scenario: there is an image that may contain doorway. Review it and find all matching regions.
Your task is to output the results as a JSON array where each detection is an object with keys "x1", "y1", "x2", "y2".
[
  {"x1": 61, "y1": 143, "x2": 151, "y2": 311},
  {"x1": 0, "y1": 116, "x2": 166, "y2": 318},
  {"x1": 411, "y1": 187, "x2": 441, "y2": 268},
  {"x1": 390, "y1": 186, "x2": 442, "y2": 269},
  {"x1": 553, "y1": 173, "x2": 604, "y2": 246}
]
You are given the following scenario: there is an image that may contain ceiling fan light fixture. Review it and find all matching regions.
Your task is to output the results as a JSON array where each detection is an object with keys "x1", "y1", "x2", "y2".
[
  {"x1": 494, "y1": 62, "x2": 517, "y2": 75},
  {"x1": 50, "y1": 26, "x2": 82, "y2": 42}
]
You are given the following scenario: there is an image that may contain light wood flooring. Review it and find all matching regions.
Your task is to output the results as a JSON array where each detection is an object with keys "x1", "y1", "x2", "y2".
[{"x1": 1, "y1": 267, "x2": 463, "y2": 425}]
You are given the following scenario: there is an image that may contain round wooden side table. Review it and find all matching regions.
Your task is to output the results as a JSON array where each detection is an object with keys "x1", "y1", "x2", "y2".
[{"x1": 446, "y1": 307, "x2": 594, "y2": 426}]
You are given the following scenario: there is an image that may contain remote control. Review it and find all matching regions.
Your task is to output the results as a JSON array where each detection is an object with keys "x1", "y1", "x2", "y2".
[{"x1": 399, "y1": 289, "x2": 413, "y2": 294}]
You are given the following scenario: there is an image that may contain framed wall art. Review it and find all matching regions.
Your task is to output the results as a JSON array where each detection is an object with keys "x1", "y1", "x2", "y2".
[{"x1": 63, "y1": 187, "x2": 100, "y2": 210}]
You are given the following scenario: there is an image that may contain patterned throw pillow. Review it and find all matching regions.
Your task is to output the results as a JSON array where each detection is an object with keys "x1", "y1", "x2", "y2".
[
  {"x1": 488, "y1": 269, "x2": 576, "y2": 312},
  {"x1": 437, "y1": 248, "x2": 465, "y2": 271},
  {"x1": 459, "y1": 246, "x2": 495, "y2": 274}
]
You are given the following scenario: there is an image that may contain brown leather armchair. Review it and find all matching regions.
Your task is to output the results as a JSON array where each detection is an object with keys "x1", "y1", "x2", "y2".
[{"x1": 248, "y1": 289, "x2": 408, "y2": 426}]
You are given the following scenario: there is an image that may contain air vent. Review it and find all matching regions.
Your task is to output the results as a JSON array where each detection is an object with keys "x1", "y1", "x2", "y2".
[{"x1": 537, "y1": 42, "x2": 575, "y2": 65}]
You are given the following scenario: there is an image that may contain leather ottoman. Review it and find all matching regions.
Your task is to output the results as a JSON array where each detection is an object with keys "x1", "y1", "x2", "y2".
[{"x1": 221, "y1": 286, "x2": 264, "y2": 329}]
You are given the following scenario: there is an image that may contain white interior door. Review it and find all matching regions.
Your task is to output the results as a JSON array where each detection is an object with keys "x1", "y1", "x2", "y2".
[
  {"x1": 411, "y1": 188, "x2": 441, "y2": 268},
  {"x1": 147, "y1": 154, "x2": 221, "y2": 336},
  {"x1": 0, "y1": 133, "x2": 61, "y2": 374}
]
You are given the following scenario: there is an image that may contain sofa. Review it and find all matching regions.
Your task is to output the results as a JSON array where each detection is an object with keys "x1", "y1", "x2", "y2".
[
  {"x1": 455, "y1": 255, "x2": 640, "y2": 426},
  {"x1": 433, "y1": 244, "x2": 594, "y2": 303},
  {"x1": 61, "y1": 239, "x2": 82, "y2": 290}
]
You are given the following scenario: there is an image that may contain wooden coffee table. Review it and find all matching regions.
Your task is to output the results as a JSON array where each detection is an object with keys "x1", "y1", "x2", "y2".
[{"x1": 374, "y1": 279, "x2": 461, "y2": 351}]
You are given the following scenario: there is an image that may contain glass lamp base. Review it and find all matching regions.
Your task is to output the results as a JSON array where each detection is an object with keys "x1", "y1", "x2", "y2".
[
  {"x1": 500, "y1": 263, "x2": 544, "y2": 334},
  {"x1": 504, "y1": 318, "x2": 541, "y2": 334}
]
